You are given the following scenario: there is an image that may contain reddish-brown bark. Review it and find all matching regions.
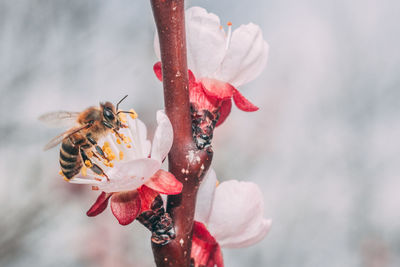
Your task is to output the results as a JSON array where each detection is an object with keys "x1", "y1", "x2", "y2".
[{"x1": 150, "y1": 0, "x2": 213, "y2": 266}]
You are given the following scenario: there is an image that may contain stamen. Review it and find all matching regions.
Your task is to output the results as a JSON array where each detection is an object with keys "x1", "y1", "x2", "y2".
[
  {"x1": 104, "y1": 161, "x2": 114, "y2": 168},
  {"x1": 102, "y1": 142, "x2": 116, "y2": 161},
  {"x1": 92, "y1": 186, "x2": 99, "y2": 191},
  {"x1": 116, "y1": 138, "x2": 121, "y2": 144},
  {"x1": 129, "y1": 109, "x2": 138, "y2": 119},
  {"x1": 95, "y1": 178, "x2": 102, "y2": 182},
  {"x1": 85, "y1": 160, "x2": 93, "y2": 168},
  {"x1": 118, "y1": 112, "x2": 128, "y2": 124},
  {"x1": 119, "y1": 151, "x2": 124, "y2": 160},
  {"x1": 225, "y1": 22, "x2": 233, "y2": 50}
]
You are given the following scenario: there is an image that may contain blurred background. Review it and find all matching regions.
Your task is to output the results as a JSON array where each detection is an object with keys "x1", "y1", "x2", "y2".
[{"x1": 0, "y1": 0, "x2": 399, "y2": 266}]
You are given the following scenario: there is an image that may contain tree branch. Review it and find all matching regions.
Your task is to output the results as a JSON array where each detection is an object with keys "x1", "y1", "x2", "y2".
[{"x1": 150, "y1": 0, "x2": 213, "y2": 266}]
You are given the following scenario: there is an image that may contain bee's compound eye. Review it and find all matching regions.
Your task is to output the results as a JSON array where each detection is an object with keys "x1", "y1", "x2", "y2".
[{"x1": 103, "y1": 108, "x2": 115, "y2": 121}]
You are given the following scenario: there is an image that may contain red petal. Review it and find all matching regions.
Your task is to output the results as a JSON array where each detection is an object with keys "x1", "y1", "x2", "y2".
[
  {"x1": 213, "y1": 245, "x2": 224, "y2": 267},
  {"x1": 189, "y1": 82, "x2": 220, "y2": 112},
  {"x1": 193, "y1": 221, "x2": 217, "y2": 245},
  {"x1": 215, "y1": 99, "x2": 232, "y2": 127},
  {"x1": 110, "y1": 191, "x2": 141, "y2": 225},
  {"x1": 200, "y1": 78, "x2": 234, "y2": 100},
  {"x1": 145, "y1": 169, "x2": 183, "y2": 195},
  {"x1": 153, "y1": 61, "x2": 163, "y2": 81},
  {"x1": 86, "y1": 191, "x2": 113, "y2": 217},
  {"x1": 232, "y1": 88, "x2": 259, "y2": 112},
  {"x1": 188, "y1": 69, "x2": 197, "y2": 87},
  {"x1": 191, "y1": 222, "x2": 222, "y2": 267},
  {"x1": 137, "y1": 185, "x2": 160, "y2": 212}
]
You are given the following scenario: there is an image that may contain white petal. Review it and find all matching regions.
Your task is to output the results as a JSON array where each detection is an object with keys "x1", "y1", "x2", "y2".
[
  {"x1": 185, "y1": 7, "x2": 226, "y2": 78},
  {"x1": 207, "y1": 180, "x2": 270, "y2": 248},
  {"x1": 69, "y1": 177, "x2": 101, "y2": 185},
  {"x1": 194, "y1": 168, "x2": 217, "y2": 225},
  {"x1": 222, "y1": 219, "x2": 272, "y2": 248},
  {"x1": 99, "y1": 158, "x2": 161, "y2": 193},
  {"x1": 151, "y1": 110, "x2": 173, "y2": 163},
  {"x1": 127, "y1": 116, "x2": 151, "y2": 158},
  {"x1": 214, "y1": 23, "x2": 269, "y2": 87}
]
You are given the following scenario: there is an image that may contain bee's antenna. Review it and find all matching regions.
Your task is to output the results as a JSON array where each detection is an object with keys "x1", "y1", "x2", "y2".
[
  {"x1": 116, "y1": 95, "x2": 128, "y2": 111},
  {"x1": 116, "y1": 110, "x2": 136, "y2": 115}
]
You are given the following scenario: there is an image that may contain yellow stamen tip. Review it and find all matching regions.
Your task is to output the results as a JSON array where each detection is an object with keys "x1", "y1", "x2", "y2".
[
  {"x1": 119, "y1": 151, "x2": 124, "y2": 160},
  {"x1": 102, "y1": 142, "x2": 116, "y2": 161},
  {"x1": 118, "y1": 112, "x2": 128, "y2": 123},
  {"x1": 129, "y1": 109, "x2": 138, "y2": 119},
  {"x1": 85, "y1": 160, "x2": 93, "y2": 168}
]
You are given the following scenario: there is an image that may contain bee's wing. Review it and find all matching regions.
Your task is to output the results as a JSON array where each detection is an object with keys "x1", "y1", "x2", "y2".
[
  {"x1": 43, "y1": 124, "x2": 90, "y2": 151},
  {"x1": 39, "y1": 111, "x2": 80, "y2": 128}
]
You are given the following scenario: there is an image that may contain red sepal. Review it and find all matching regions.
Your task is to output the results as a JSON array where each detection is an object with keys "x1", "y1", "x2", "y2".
[
  {"x1": 86, "y1": 191, "x2": 113, "y2": 217},
  {"x1": 137, "y1": 185, "x2": 160, "y2": 212},
  {"x1": 191, "y1": 221, "x2": 224, "y2": 267},
  {"x1": 188, "y1": 69, "x2": 196, "y2": 87},
  {"x1": 145, "y1": 169, "x2": 183, "y2": 195},
  {"x1": 153, "y1": 61, "x2": 163, "y2": 81},
  {"x1": 211, "y1": 245, "x2": 224, "y2": 267},
  {"x1": 215, "y1": 99, "x2": 232, "y2": 127},
  {"x1": 232, "y1": 88, "x2": 259, "y2": 112},
  {"x1": 110, "y1": 191, "x2": 141, "y2": 226},
  {"x1": 189, "y1": 81, "x2": 220, "y2": 112},
  {"x1": 200, "y1": 78, "x2": 234, "y2": 100}
]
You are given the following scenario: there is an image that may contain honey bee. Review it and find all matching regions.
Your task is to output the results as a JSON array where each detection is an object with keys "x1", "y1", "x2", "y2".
[{"x1": 40, "y1": 95, "x2": 134, "y2": 180}]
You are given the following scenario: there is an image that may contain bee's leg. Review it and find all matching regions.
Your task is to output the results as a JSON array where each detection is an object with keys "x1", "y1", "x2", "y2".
[
  {"x1": 80, "y1": 148, "x2": 110, "y2": 181},
  {"x1": 86, "y1": 134, "x2": 109, "y2": 161}
]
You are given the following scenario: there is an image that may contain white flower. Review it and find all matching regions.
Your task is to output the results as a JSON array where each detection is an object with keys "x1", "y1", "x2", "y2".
[
  {"x1": 69, "y1": 110, "x2": 179, "y2": 194},
  {"x1": 154, "y1": 6, "x2": 269, "y2": 125},
  {"x1": 196, "y1": 169, "x2": 271, "y2": 247},
  {"x1": 67, "y1": 110, "x2": 182, "y2": 225},
  {"x1": 191, "y1": 169, "x2": 271, "y2": 266}
]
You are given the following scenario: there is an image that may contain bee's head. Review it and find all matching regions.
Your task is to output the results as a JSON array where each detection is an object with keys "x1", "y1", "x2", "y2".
[
  {"x1": 101, "y1": 102, "x2": 121, "y2": 130},
  {"x1": 101, "y1": 95, "x2": 135, "y2": 132}
]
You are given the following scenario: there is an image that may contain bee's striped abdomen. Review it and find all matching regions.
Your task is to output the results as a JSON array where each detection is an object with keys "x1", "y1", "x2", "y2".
[{"x1": 60, "y1": 138, "x2": 82, "y2": 179}]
